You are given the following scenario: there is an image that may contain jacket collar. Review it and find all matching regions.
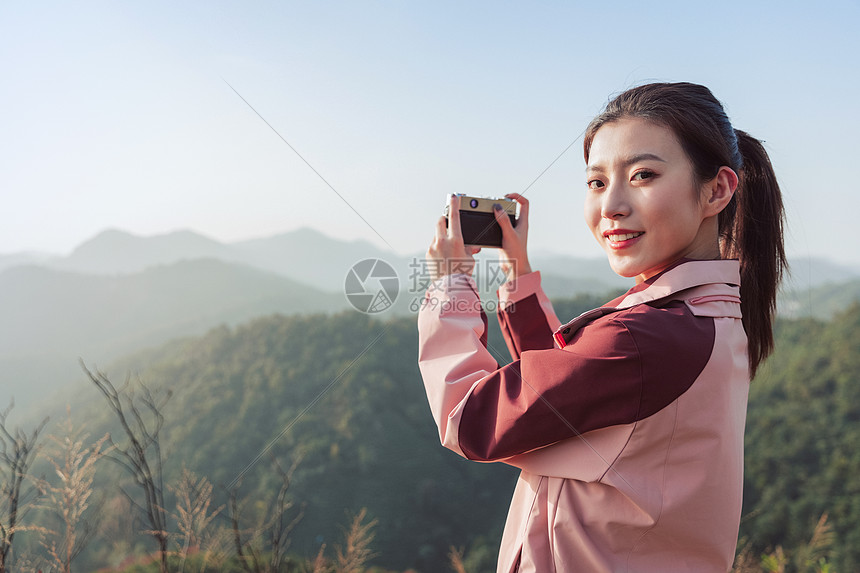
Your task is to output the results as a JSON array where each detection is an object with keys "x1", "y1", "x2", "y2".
[
  {"x1": 612, "y1": 259, "x2": 740, "y2": 309},
  {"x1": 553, "y1": 259, "x2": 741, "y2": 349}
]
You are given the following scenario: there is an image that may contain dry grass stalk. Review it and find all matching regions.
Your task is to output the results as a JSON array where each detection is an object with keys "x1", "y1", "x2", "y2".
[
  {"x1": 448, "y1": 545, "x2": 467, "y2": 573},
  {"x1": 306, "y1": 543, "x2": 330, "y2": 573},
  {"x1": 169, "y1": 467, "x2": 226, "y2": 571},
  {"x1": 0, "y1": 401, "x2": 48, "y2": 573},
  {"x1": 82, "y1": 362, "x2": 172, "y2": 573},
  {"x1": 335, "y1": 507, "x2": 378, "y2": 573},
  {"x1": 798, "y1": 512, "x2": 834, "y2": 571},
  {"x1": 37, "y1": 409, "x2": 110, "y2": 573},
  {"x1": 229, "y1": 455, "x2": 305, "y2": 573},
  {"x1": 732, "y1": 539, "x2": 762, "y2": 573}
]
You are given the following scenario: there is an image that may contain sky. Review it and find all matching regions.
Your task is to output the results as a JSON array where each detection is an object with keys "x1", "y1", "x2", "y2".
[{"x1": 2, "y1": 0, "x2": 859, "y2": 267}]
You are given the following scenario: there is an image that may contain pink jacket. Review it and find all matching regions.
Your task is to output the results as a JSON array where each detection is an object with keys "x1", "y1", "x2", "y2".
[{"x1": 417, "y1": 260, "x2": 749, "y2": 572}]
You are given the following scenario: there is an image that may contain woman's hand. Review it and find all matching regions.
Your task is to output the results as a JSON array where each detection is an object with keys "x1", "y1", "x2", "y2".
[
  {"x1": 495, "y1": 193, "x2": 532, "y2": 280},
  {"x1": 426, "y1": 194, "x2": 481, "y2": 282}
]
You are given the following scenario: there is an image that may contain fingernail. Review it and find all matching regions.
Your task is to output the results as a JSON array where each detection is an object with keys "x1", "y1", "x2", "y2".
[{"x1": 493, "y1": 203, "x2": 502, "y2": 211}]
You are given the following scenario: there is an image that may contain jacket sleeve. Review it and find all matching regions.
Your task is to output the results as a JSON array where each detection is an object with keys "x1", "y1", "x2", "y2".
[
  {"x1": 496, "y1": 271, "x2": 562, "y2": 359},
  {"x1": 417, "y1": 273, "x2": 500, "y2": 456},
  {"x1": 419, "y1": 287, "x2": 716, "y2": 463}
]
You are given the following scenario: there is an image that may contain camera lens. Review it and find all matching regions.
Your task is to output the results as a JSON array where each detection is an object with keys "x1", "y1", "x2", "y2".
[{"x1": 470, "y1": 199, "x2": 479, "y2": 208}]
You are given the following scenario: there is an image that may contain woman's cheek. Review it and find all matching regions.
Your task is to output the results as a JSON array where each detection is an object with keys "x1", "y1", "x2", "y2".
[{"x1": 583, "y1": 196, "x2": 601, "y2": 239}]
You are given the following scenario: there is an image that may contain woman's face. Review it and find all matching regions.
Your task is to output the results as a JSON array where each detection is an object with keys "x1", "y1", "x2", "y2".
[{"x1": 584, "y1": 117, "x2": 720, "y2": 283}]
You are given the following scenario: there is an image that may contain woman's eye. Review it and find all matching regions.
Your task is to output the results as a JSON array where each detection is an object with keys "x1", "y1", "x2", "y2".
[
  {"x1": 587, "y1": 179, "x2": 605, "y2": 190},
  {"x1": 632, "y1": 170, "x2": 655, "y2": 181}
]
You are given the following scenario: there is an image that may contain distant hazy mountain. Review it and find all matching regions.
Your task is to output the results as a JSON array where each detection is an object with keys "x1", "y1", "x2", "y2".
[
  {"x1": 783, "y1": 256, "x2": 860, "y2": 289},
  {"x1": 528, "y1": 254, "x2": 630, "y2": 290},
  {"x1": 232, "y1": 228, "x2": 413, "y2": 293},
  {"x1": 778, "y1": 278, "x2": 860, "y2": 319},
  {"x1": 0, "y1": 259, "x2": 347, "y2": 412},
  {"x1": 6, "y1": 226, "x2": 859, "y2": 304},
  {"x1": 41, "y1": 227, "x2": 413, "y2": 294},
  {"x1": 20, "y1": 227, "x2": 631, "y2": 296},
  {"x1": 55, "y1": 228, "x2": 243, "y2": 275},
  {"x1": 0, "y1": 251, "x2": 58, "y2": 272},
  {"x1": 775, "y1": 258, "x2": 860, "y2": 318}
]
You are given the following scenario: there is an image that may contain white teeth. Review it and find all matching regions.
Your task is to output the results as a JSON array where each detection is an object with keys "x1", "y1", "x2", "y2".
[{"x1": 608, "y1": 232, "x2": 642, "y2": 241}]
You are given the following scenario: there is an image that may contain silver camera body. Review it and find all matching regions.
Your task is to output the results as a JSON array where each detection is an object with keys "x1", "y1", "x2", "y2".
[{"x1": 445, "y1": 195, "x2": 518, "y2": 248}]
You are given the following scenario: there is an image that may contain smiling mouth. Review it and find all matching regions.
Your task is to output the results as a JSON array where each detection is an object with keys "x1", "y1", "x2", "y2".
[{"x1": 605, "y1": 231, "x2": 644, "y2": 242}]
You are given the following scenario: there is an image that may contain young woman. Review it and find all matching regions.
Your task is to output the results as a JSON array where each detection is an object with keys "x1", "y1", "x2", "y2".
[{"x1": 417, "y1": 82, "x2": 786, "y2": 572}]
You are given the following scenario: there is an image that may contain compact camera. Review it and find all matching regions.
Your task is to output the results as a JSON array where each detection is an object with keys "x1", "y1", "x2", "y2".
[{"x1": 445, "y1": 194, "x2": 518, "y2": 248}]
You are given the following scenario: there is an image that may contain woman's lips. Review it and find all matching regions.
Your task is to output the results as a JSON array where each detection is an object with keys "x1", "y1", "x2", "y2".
[{"x1": 604, "y1": 230, "x2": 644, "y2": 248}]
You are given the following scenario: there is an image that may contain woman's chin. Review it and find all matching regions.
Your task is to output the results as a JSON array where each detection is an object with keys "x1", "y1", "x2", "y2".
[{"x1": 607, "y1": 260, "x2": 639, "y2": 279}]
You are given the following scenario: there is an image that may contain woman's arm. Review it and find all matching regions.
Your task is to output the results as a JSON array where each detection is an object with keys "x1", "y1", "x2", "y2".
[
  {"x1": 419, "y1": 300, "x2": 715, "y2": 463},
  {"x1": 496, "y1": 271, "x2": 562, "y2": 359},
  {"x1": 417, "y1": 273, "x2": 498, "y2": 456}
]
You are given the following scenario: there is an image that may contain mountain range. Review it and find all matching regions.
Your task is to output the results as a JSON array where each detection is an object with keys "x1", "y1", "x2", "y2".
[
  {"x1": 1, "y1": 227, "x2": 637, "y2": 295},
  {"x1": 5, "y1": 226, "x2": 857, "y2": 294},
  {"x1": 3, "y1": 227, "x2": 859, "y2": 414}
]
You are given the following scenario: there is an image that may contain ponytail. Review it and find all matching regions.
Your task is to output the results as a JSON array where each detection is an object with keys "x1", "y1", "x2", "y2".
[
  {"x1": 584, "y1": 82, "x2": 788, "y2": 378},
  {"x1": 721, "y1": 131, "x2": 788, "y2": 377}
]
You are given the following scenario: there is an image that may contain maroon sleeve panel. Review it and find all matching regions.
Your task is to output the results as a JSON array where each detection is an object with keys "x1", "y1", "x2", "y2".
[
  {"x1": 479, "y1": 304, "x2": 489, "y2": 348},
  {"x1": 497, "y1": 304, "x2": 516, "y2": 358},
  {"x1": 458, "y1": 302, "x2": 716, "y2": 462},
  {"x1": 497, "y1": 294, "x2": 557, "y2": 360}
]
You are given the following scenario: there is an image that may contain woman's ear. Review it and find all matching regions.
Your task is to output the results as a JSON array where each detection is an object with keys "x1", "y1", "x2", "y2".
[{"x1": 703, "y1": 166, "x2": 739, "y2": 217}]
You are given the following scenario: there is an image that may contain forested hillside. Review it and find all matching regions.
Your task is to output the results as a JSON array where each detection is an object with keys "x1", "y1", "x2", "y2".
[
  {"x1": 741, "y1": 303, "x2": 860, "y2": 571},
  {"x1": 0, "y1": 259, "x2": 346, "y2": 411},
  {"x1": 14, "y1": 309, "x2": 517, "y2": 571},
  {"x1": 4, "y1": 299, "x2": 858, "y2": 571}
]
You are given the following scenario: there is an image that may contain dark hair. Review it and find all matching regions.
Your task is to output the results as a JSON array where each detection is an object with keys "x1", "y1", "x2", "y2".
[{"x1": 583, "y1": 82, "x2": 787, "y2": 378}]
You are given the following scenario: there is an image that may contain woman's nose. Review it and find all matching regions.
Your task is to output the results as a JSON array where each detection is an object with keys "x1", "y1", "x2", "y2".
[{"x1": 601, "y1": 183, "x2": 631, "y2": 219}]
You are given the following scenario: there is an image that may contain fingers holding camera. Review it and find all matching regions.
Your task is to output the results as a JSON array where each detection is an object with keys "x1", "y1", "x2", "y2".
[
  {"x1": 449, "y1": 193, "x2": 463, "y2": 239},
  {"x1": 495, "y1": 193, "x2": 532, "y2": 279},
  {"x1": 426, "y1": 195, "x2": 477, "y2": 282},
  {"x1": 505, "y1": 193, "x2": 530, "y2": 231}
]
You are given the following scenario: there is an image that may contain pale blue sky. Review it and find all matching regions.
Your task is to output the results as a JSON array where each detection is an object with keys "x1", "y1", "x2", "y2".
[{"x1": 2, "y1": 1, "x2": 859, "y2": 266}]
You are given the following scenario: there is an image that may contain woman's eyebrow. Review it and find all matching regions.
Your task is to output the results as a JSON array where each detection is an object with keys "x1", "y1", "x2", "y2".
[
  {"x1": 586, "y1": 153, "x2": 667, "y2": 174},
  {"x1": 625, "y1": 153, "x2": 667, "y2": 165}
]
